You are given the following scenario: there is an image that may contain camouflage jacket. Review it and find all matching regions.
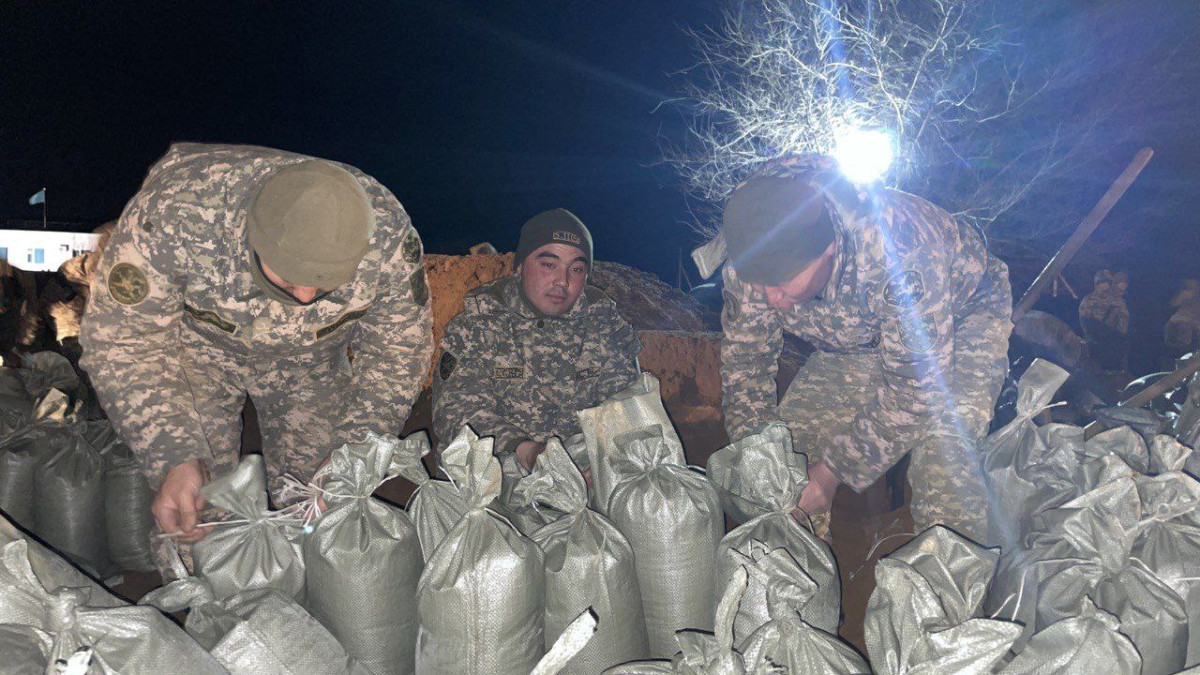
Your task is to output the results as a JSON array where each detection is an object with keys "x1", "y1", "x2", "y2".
[
  {"x1": 432, "y1": 275, "x2": 641, "y2": 455},
  {"x1": 721, "y1": 165, "x2": 1011, "y2": 489},
  {"x1": 1079, "y1": 291, "x2": 1129, "y2": 337},
  {"x1": 80, "y1": 143, "x2": 433, "y2": 483}
]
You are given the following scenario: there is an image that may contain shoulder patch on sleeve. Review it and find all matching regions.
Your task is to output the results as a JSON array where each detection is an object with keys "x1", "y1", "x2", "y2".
[
  {"x1": 438, "y1": 351, "x2": 457, "y2": 381},
  {"x1": 410, "y1": 268, "x2": 429, "y2": 306},
  {"x1": 107, "y1": 263, "x2": 150, "y2": 306},
  {"x1": 883, "y1": 269, "x2": 925, "y2": 308},
  {"x1": 402, "y1": 228, "x2": 423, "y2": 264},
  {"x1": 722, "y1": 289, "x2": 740, "y2": 323}
]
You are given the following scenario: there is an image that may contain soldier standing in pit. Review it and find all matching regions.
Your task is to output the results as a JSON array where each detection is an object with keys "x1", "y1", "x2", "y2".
[
  {"x1": 1079, "y1": 269, "x2": 1130, "y2": 372},
  {"x1": 81, "y1": 143, "x2": 433, "y2": 544},
  {"x1": 717, "y1": 155, "x2": 1012, "y2": 543},
  {"x1": 433, "y1": 209, "x2": 641, "y2": 471}
]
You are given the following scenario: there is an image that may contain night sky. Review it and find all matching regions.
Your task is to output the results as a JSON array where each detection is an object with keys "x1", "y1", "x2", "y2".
[{"x1": 2, "y1": 0, "x2": 1198, "y2": 329}]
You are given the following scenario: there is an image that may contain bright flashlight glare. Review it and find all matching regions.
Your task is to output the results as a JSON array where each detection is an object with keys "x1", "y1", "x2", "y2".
[{"x1": 833, "y1": 128, "x2": 894, "y2": 184}]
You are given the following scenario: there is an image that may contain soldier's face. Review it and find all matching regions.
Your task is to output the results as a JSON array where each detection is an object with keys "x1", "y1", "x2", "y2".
[
  {"x1": 260, "y1": 261, "x2": 336, "y2": 304},
  {"x1": 519, "y1": 243, "x2": 589, "y2": 317},
  {"x1": 756, "y1": 243, "x2": 836, "y2": 310}
]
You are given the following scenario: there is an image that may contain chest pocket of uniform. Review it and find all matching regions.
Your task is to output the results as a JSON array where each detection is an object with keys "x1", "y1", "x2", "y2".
[
  {"x1": 313, "y1": 306, "x2": 370, "y2": 340},
  {"x1": 184, "y1": 303, "x2": 239, "y2": 335}
]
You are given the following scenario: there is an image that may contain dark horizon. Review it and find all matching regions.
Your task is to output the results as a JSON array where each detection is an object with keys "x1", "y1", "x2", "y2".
[{"x1": 2, "y1": 0, "x2": 1198, "y2": 319}]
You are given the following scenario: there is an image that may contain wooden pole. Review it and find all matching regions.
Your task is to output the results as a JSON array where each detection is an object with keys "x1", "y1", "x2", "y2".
[
  {"x1": 1083, "y1": 351, "x2": 1200, "y2": 439},
  {"x1": 1012, "y1": 148, "x2": 1154, "y2": 323}
]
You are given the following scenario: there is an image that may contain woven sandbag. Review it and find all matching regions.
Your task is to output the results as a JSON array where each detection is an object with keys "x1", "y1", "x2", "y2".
[
  {"x1": 303, "y1": 433, "x2": 423, "y2": 675},
  {"x1": 87, "y1": 422, "x2": 155, "y2": 572},
  {"x1": 32, "y1": 424, "x2": 109, "y2": 573},
  {"x1": 578, "y1": 373, "x2": 686, "y2": 516},
  {"x1": 395, "y1": 433, "x2": 469, "y2": 563},
  {"x1": 607, "y1": 425, "x2": 722, "y2": 657},
  {"x1": 516, "y1": 439, "x2": 650, "y2": 673},
  {"x1": 0, "y1": 539, "x2": 226, "y2": 674},
  {"x1": 708, "y1": 424, "x2": 840, "y2": 640},
  {"x1": 0, "y1": 428, "x2": 50, "y2": 528},
  {"x1": 415, "y1": 426, "x2": 545, "y2": 675},
  {"x1": 191, "y1": 455, "x2": 305, "y2": 600}
]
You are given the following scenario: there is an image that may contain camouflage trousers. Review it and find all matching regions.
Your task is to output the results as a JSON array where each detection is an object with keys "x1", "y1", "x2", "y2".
[
  {"x1": 779, "y1": 312, "x2": 1010, "y2": 544},
  {"x1": 156, "y1": 342, "x2": 349, "y2": 576}
]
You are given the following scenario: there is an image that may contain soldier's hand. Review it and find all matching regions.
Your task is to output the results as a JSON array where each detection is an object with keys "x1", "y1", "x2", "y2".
[
  {"x1": 515, "y1": 441, "x2": 546, "y2": 472},
  {"x1": 796, "y1": 460, "x2": 839, "y2": 516},
  {"x1": 154, "y1": 459, "x2": 212, "y2": 543}
]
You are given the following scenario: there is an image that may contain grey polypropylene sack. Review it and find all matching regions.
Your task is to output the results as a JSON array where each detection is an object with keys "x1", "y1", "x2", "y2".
[
  {"x1": 731, "y1": 538, "x2": 868, "y2": 674},
  {"x1": 303, "y1": 433, "x2": 423, "y2": 675},
  {"x1": 0, "y1": 426, "x2": 52, "y2": 528},
  {"x1": 997, "y1": 599, "x2": 1141, "y2": 674},
  {"x1": 1130, "y1": 470, "x2": 1200, "y2": 667},
  {"x1": 0, "y1": 512, "x2": 122, "y2": 609},
  {"x1": 865, "y1": 526, "x2": 1021, "y2": 675},
  {"x1": 0, "y1": 623, "x2": 51, "y2": 674},
  {"x1": 212, "y1": 602, "x2": 372, "y2": 675},
  {"x1": 1177, "y1": 371, "x2": 1200, "y2": 450},
  {"x1": 1007, "y1": 477, "x2": 1187, "y2": 675},
  {"x1": 0, "y1": 368, "x2": 35, "y2": 436},
  {"x1": 738, "y1": 557, "x2": 866, "y2": 673},
  {"x1": 607, "y1": 424, "x2": 723, "y2": 657},
  {"x1": 393, "y1": 432, "x2": 469, "y2": 563},
  {"x1": 671, "y1": 567, "x2": 748, "y2": 674},
  {"x1": 495, "y1": 450, "x2": 558, "y2": 535},
  {"x1": 87, "y1": 422, "x2": 155, "y2": 572},
  {"x1": 415, "y1": 426, "x2": 545, "y2": 674},
  {"x1": 980, "y1": 359, "x2": 1071, "y2": 549},
  {"x1": 515, "y1": 438, "x2": 650, "y2": 673},
  {"x1": 1093, "y1": 405, "x2": 1169, "y2": 445},
  {"x1": 32, "y1": 424, "x2": 110, "y2": 573},
  {"x1": 578, "y1": 373, "x2": 687, "y2": 516},
  {"x1": 191, "y1": 454, "x2": 305, "y2": 600},
  {"x1": 0, "y1": 539, "x2": 226, "y2": 674},
  {"x1": 707, "y1": 424, "x2": 840, "y2": 639}
]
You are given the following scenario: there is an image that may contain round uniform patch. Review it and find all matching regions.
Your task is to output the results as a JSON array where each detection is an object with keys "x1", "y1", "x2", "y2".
[
  {"x1": 107, "y1": 263, "x2": 150, "y2": 306},
  {"x1": 884, "y1": 270, "x2": 925, "y2": 308}
]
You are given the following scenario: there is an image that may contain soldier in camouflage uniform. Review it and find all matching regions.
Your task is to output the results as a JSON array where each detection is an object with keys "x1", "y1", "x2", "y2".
[
  {"x1": 1079, "y1": 269, "x2": 1130, "y2": 371},
  {"x1": 433, "y1": 208, "x2": 641, "y2": 472},
  {"x1": 80, "y1": 143, "x2": 433, "y2": 543},
  {"x1": 717, "y1": 155, "x2": 1012, "y2": 543}
]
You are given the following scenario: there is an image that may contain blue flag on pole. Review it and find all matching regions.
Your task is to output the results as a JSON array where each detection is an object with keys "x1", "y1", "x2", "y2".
[{"x1": 28, "y1": 188, "x2": 45, "y2": 206}]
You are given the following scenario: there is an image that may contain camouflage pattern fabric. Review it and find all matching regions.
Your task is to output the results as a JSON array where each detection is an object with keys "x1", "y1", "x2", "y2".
[
  {"x1": 432, "y1": 275, "x2": 641, "y2": 455},
  {"x1": 1079, "y1": 282, "x2": 1130, "y2": 371},
  {"x1": 79, "y1": 143, "x2": 434, "y2": 495},
  {"x1": 720, "y1": 156, "x2": 1012, "y2": 541}
]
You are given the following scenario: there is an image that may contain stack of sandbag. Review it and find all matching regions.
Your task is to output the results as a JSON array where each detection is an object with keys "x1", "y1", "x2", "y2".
[
  {"x1": 0, "y1": 511, "x2": 123, "y2": 609},
  {"x1": 31, "y1": 420, "x2": 110, "y2": 574},
  {"x1": 706, "y1": 423, "x2": 840, "y2": 642},
  {"x1": 605, "y1": 424, "x2": 723, "y2": 657},
  {"x1": 191, "y1": 454, "x2": 305, "y2": 600},
  {"x1": 394, "y1": 431, "x2": 467, "y2": 562},
  {"x1": 865, "y1": 526, "x2": 1022, "y2": 674},
  {"x1": 85, "y1": 420, "x2": 156, "y2": 572},
  {"x1": 302, "y1": 433, "x2": 423, "y2": 675},
  {"x1": 988, "y1": 475, "x2": 1188, "y2": 675},
  {"x1": 515, "y1": 438, "x2": 650, "y2": 672},
  {"x1": 578, "y1": 372, "x2": 685, "y2": 516},
  {"x1": 0, "y1": 538, "x2": 226, "y2": 673},
  {"x1": 415, "y1": 425, "x2": 546, "y2": 674}
]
